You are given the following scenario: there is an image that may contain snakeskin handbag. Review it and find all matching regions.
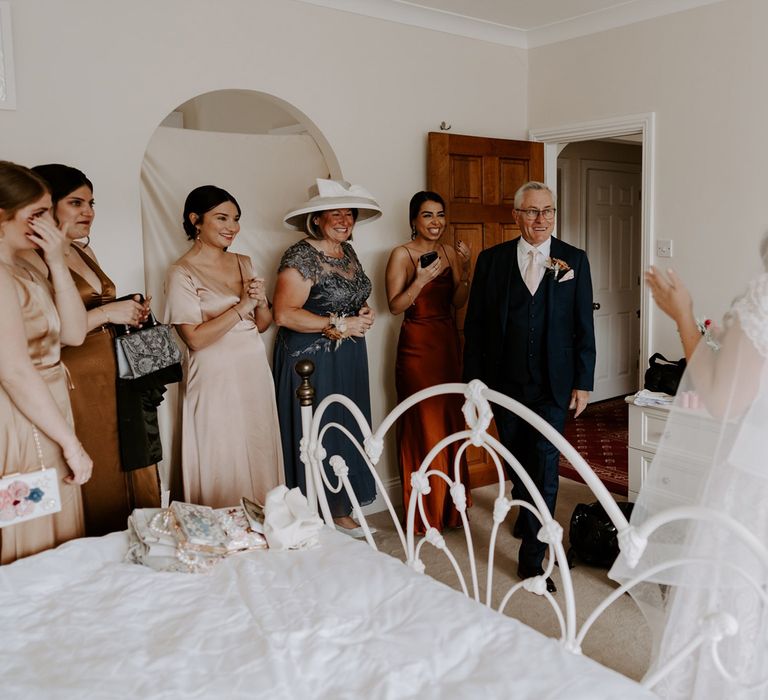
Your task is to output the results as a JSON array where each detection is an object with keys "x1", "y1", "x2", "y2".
[{"x1": 114, "y1": 313, "x2": 182, "y2": 381}]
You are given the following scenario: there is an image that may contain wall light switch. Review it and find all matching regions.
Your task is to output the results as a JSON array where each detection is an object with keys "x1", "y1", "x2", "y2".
[{"x1": 656, "y1": 239, "x2": 673, "y2": 258}]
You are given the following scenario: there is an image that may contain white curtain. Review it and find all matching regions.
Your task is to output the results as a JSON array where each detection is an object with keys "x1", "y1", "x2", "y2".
[{"x1": 139, "y1": 126, "x2": 329, "y2": 492}]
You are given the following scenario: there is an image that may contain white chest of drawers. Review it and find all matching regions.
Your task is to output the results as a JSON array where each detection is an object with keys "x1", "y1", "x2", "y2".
[
  {"x1": 627, "y1": 398, "x2": 719, "y2": 503},
  {"x1": 627, "y1": 401, "x2": 671, "y2": 502}
]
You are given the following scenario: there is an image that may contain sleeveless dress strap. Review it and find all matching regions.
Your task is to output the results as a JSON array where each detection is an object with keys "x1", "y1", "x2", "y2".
[{"x1": 403, "y1": 245, "x2": 417, "y2": 270}]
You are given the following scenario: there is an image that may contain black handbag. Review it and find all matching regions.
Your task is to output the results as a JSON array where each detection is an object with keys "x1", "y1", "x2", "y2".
[
  {"x1": 644, "y1": 353, "x2": 686, "y2": 395},
  {"x1": 567, "y1": 501, "x2": 635, "y2": 568}
]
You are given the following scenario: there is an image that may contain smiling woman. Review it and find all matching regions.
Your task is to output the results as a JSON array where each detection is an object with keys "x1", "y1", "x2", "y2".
[
  {"x1": 384, "y1": 190, "x2": 472, "y2": 532},
  {"x1": 272, "y1": 179, "x2": 381, "y2": 534},
  {"x1": 163, "y1": 185, "x2": 284, "y2": 508}
]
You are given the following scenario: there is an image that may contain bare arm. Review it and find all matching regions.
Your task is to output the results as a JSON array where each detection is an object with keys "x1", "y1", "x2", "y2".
[
  {"x1": 0, "y1": 266, "x2": 92, "y2": 484},
  {"x1": 249, "y1": 277, "x2": 274, "y2": 333},
  {"x1": 174, "y1": 274, "x2": 272, "y2": 351},
  {"x1": 645, "y1": 266, "x2": 702, "y2": 361},
  {"x1": 646, "y1": 266, "x2": 764, "y2": 416},
  {"x1": 385, "y1": 247, "x2": 439, "y2": 315},
  {"x1": 446, "y1": 242, "x2": 471, "y2": 309},
  {"x1": 20, "y1": 245, "x2": 149, "y2": 333},
  {"x1": 88, "y1": 297, "x2": 150, "y2": 331},
  {"x1": 273, "y1": 267, "x2": 372, "y2": 337},
  {"x1": 28, "y1": 217, "x2": 86, "y2": 347}
]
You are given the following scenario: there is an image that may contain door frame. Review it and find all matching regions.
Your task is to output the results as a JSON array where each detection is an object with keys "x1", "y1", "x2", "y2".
[{"x1": 530, "y1": 112, "x2": 656, "y2": 392}]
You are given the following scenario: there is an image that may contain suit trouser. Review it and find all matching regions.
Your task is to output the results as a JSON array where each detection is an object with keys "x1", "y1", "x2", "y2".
[{"x1": 495, "y1": 383, "x2": 567, "y2": 571}]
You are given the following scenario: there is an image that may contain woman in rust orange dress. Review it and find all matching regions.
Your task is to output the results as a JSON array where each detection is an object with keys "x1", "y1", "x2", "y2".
[
  {"x1": 385, "y1": 191, "x2": 472, "y2": 532},
  {"x1": 32, "y1": 165, "x2": 160, "y2": 536}
]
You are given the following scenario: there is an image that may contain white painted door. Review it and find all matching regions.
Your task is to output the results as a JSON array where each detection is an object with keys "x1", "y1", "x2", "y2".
[{"x1": 586, "y1": 167, "x2": 642, "y2": 402}]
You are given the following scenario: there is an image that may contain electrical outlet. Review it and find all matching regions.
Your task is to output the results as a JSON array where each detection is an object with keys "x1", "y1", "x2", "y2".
[{"x1": 656, "y1": 239, "x2": 673, "y2": 258}]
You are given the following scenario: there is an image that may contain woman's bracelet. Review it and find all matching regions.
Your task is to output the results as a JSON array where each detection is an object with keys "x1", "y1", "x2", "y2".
[
  {"x1": 233, "y1": 306, "x2": 244, "y2": 321},
  {"x1": 330, "y1": 313, "x2": 347, "y2": 333},
  {"x1": 405, "y1": 290, "x2": 414, "y2": 306},
  {"x1": 101, "y1": 307, "x2": 111, "y2": 324},
  {"x1": 322, "y1": 313, "x2": 347, "y2": 341}
]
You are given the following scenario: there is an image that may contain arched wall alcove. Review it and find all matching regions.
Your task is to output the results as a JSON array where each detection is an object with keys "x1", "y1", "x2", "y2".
[{"x1": 139, "y1": 89, "x2": 341, "y2": 493}]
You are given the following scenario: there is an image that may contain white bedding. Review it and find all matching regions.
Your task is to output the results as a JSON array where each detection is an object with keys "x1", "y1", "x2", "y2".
[{"x1": 0, "y1": 528, "x2": 653, "y2": 699}]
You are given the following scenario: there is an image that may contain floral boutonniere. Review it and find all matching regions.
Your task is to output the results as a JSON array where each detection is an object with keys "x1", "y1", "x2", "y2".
[
  {"x1": 544, "y1": 257, "x2": 572, "y2": 281},
  {"x1": 696, "y1": 317, "x2": 721, "y2": 351}
]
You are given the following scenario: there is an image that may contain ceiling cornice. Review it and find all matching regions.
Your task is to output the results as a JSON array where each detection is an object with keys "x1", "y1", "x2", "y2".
[
  {"x1": 295, "y1": 0, "x2": 527, "y2": 47},
  {"x1": 526, "y1": 0, "x2": 725, "y2": 48},
  {"x1": 294, "y1": 0, "x2": 724, "y2": 49}
]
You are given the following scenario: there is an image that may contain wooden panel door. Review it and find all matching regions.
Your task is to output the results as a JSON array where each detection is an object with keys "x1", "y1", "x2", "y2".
[{"x1": 428, "y1": 132, "x2": 544, "y2": 488}]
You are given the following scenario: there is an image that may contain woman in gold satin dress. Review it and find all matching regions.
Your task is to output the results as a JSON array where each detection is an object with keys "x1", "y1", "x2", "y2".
[
  {"x1": 0, "y1": 161, "x2": 92, "y2": 564},
  {"x1": 31, "y1": 165, "x2": 160, "y2": 536}
]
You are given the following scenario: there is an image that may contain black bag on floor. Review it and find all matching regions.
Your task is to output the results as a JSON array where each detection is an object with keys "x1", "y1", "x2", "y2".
[{"x1": 567, "y1": 501, "x2": 634, "y2": 568}]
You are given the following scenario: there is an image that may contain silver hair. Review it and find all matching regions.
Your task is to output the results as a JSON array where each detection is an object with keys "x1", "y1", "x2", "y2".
[{"x1": 513, "y1": 181, "x2": 556, "y2": 209}]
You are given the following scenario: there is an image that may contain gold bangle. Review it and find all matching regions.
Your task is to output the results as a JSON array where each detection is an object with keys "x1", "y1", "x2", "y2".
[{"x1": 406, "y1": 290, "x2": 414, "y2": 306}]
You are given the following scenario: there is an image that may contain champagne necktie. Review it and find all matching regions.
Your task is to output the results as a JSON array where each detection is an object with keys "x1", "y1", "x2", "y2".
[{"x1": 525, "y1": 249, "x2": 539, "y2": 295}]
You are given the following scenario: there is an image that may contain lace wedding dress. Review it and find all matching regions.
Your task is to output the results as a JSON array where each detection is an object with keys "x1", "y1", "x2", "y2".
[{"x1": 611, "y1": 271, "x2": 768, "y2": 698}]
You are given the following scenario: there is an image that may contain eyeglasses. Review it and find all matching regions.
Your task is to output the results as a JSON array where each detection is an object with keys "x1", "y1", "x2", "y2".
[{"x1": 516, "y1": 207, "x2": 556, "y2": 221}]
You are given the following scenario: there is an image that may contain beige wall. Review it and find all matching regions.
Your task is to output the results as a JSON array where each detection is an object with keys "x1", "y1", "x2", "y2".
[
  {"x1": 529, "y1": 0, "x2": 768, "y2": 355},
  {"x1": 0, "y1": 0, "x2": 526, "y2": 493}
]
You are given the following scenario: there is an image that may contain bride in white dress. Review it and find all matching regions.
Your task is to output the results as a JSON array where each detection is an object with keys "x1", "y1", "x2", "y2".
[{"x1": 611, "y1": 253, "x2": 768, "y2": 699}]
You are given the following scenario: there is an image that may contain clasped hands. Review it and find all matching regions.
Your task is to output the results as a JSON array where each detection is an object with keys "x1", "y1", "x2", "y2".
[
  {"x1": 238, "y1": 277, "x2": 268, "y2": 316},
  {"x1": 323, "y1": 306, "x2": 374, "y2": 341}
]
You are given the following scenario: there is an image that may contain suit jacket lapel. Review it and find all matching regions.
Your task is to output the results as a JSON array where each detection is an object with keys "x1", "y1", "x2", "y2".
[{"x1": 546, "y1": 237, "x2": 562, "y2": 330}]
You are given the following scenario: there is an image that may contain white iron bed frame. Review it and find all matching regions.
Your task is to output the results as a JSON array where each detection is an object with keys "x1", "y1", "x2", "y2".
[{"x1": 294, "y1": 360, "x2": 768, "y2": 694}]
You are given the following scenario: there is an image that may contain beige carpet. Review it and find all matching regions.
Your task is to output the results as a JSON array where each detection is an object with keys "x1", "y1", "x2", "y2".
[{"x1": 366, "y1": 477, "x2": 652, "y2": 682}]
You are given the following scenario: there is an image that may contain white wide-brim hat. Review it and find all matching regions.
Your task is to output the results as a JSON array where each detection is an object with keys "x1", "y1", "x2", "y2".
[{"x1": 283, "y1": 178, "x2": 382, "y2": 231}]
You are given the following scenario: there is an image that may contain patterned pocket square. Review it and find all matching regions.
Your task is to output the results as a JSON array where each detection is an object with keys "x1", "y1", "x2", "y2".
[{"x1": 558, "y1": 269, "x2": 575, "y2": 282}]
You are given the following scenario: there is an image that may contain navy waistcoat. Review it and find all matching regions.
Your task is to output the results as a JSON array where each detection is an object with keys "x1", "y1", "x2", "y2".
[{"x1": 502, "y1": 269, "x2": 550, "y2": 386}]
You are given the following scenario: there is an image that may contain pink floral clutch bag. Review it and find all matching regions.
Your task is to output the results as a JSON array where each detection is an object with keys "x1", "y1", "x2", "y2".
[{"x1": 0, "y1": 429, "x2": 62, "y2": 528}]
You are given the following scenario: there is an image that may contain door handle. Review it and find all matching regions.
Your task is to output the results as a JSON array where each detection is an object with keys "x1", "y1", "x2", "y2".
[{"x1": 592, "y1": 302, "x2": 601, "y2": 311}]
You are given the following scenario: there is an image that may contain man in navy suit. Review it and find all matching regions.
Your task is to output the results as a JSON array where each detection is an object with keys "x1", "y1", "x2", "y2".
[{"x1": 463, "y1": 181, "x2": 596, "y2": 593}]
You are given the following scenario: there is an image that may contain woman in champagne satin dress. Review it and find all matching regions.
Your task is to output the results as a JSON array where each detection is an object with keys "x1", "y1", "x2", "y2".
[
  {"x1": 164, "y1": 185, "x2": 283, "y2": 508},
  {"x1": 0, "y1": 161, "x2": 91, "y2": 563},
  {"x1": 385, "y1": 191, "x2": 472, "y2": 532},
  {"x1": 32, "y1": 165, "x2": 160, "y2": 536}
]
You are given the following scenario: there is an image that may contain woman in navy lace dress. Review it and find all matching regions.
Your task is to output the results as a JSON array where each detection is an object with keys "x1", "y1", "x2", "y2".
[{"x1": 273, "y1": 180, "x2": 381, "y2": 533}]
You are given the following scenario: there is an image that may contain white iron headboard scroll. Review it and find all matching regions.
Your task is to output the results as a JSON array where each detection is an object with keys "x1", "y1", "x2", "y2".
[{"x1": 294, "y1": 362, "x2": 768, "y2": 692}]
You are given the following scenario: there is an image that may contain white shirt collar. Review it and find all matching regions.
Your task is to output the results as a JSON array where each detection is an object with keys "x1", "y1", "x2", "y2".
[{"x1": 517, "y1": 236, "x2": 552, "y2": 267}]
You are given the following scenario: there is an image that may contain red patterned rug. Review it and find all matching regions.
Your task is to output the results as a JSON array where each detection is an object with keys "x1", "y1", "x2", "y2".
[{"x1": 559, "y1": 397, "x2": 628, "y2": 496}]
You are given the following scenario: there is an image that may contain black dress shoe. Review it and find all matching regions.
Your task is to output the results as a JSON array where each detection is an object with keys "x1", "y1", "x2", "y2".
[{"x1": 516, "y1": 565, "x2": 557, "y2": 594}]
